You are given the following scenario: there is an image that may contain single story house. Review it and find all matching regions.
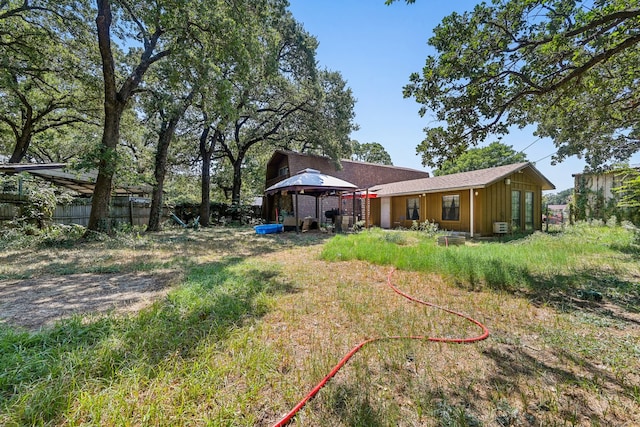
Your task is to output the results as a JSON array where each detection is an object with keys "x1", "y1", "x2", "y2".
[
  {"x1": 263, "y1": 150, "x2": 430, "y2": 223},
  {"x1": 367, "y1": 162, "x2": 555, "y2": 236}
]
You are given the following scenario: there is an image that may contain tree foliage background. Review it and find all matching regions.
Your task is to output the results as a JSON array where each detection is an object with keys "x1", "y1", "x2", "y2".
[
  {"x1": 392, "y1": 0, "x2": 639, "y2": 171},
  {"x1": 433, "y1": 141, "x2": 527, "y2": 176},
  {"x1": 0, "y1": 0, "x2": 358, "y2": 230}
]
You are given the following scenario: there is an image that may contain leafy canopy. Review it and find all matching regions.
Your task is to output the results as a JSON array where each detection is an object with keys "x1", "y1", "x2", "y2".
[
  {"x1": 391, "y1": 0, "x2": 640, "y2": 170},
  {"x1": 433, "y1": 141, "x2": 527, "y2": 176},
  {"x1": 351, "y1": 141, "x2": 393, "y2": 165}
]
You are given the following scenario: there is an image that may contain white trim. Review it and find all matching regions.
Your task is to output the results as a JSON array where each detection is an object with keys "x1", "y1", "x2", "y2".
[
  {"x1": 381, "y1": 197, "x2": 391, "y2": 229},
  {"x1": 469, "y1": 188, "x2": 475, "y2": 238}
]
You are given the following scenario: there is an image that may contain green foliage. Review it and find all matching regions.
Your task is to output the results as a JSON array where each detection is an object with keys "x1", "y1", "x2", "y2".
[
  {"x1": 433, "y1": 142, "x2": 527, "y2": 176},
  {"x1": 613, "y1": 167, "x2": 640, "y2": 208},
  {"x1": 410, "y1": 219, "x2": 440, "y2": 236},
  {"x1": 0, "y1": 174, "x2": 75, "y2": 230},
  {"x1": 0, "y1": 0, "x2": 98, "y2": 163},
  {"x1": 401, "y1": 0, "x2": 640, "y2": 169},
  {"x1": 0, "y1": 223, "x2": 85, "y2": 250},
  {"x1": 351, "y1": 141, "x2": 393, "y2": 165},
  {"x1": 543, "y1": 188, "x2": 573, "y2": 206},
  {"x1": 573, "y1": 168, "x2": 640, "y2": 225}
]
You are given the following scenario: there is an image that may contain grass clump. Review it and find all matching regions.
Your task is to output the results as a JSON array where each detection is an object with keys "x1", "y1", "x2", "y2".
[{"x1": 322, "y1": 224, "x2": 639, "y2": 299}]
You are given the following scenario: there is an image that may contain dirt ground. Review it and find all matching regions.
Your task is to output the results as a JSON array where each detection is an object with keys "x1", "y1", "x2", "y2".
[{"x1": 0, "y1": 271, "x2": 176, "y2": 330}]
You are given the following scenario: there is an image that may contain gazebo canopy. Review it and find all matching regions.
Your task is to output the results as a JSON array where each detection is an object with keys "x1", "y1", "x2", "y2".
[{"x1": 264, "y1": 168, "x2": 357, "y2": 195}]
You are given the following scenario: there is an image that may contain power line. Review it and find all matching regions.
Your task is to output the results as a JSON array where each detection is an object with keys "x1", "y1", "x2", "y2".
[
  {"x1": 533, "y1": 151, "x2": 556, "y2": 163},
  {"x1": 518, "y1": 137, "x2": 541, "y2": 154}
]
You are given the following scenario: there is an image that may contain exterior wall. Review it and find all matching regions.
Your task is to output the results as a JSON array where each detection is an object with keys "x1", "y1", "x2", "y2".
[
  {"x1": 508, "y1": 169, "x2": 544, "y2": 232},
  {"x1": 573, "y1": 170, "x2": 638, "y2": 222},
  {"x1": 474, "y1": 170, "x2": 543, "y2": 234},
  {"x1": 369, "y1": 197, "x2": 381, "y2": 227},
  {"x1": 380, "y1": 168, "x2": 545, "y2": 235},
  {"x1": 574, "y1": 172, "x2": 623, "y2": 201}
]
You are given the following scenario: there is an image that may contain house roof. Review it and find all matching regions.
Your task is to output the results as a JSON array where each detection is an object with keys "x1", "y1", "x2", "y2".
[
  {"x1": 266, "y1": 150, "x2": 430, "y2": 190},
  {"x1": 370, "y1": 162, "x2": 555, "y2": 197},
  {"x1": 270, "y1": 149, "x2": 427, "y2": 174},
  {"x1": 572, "y1": 164, "x2": 640, "y2": 178}
]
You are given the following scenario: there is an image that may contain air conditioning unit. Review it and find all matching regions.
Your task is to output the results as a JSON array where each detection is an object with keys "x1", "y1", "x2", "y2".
[{"x1": 493, "y1": 222, "x2": 508, "y2": 234}]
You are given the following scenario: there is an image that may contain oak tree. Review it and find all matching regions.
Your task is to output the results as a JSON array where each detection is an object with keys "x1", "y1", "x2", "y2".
[{"x1": 392, "y1": 0, "x2": 640, "y2": 170}]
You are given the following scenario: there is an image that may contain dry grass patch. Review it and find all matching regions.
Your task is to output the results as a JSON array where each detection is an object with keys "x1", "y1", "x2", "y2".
[{"x1": 255, "y1": 231, "x2": 639, "y2": 426}]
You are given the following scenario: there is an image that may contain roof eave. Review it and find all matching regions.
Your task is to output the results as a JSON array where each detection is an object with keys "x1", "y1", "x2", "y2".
[{"x1": 373, "y1": 184, "x2": 488, "y2": 198}]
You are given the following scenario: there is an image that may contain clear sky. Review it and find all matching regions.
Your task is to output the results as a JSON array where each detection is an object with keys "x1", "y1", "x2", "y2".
[{"x1": 287, "y1": 0, "x2": 639, "y2": 193}]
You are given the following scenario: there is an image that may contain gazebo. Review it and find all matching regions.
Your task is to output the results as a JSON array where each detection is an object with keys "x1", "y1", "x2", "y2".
[{"x1": 264, "y1": 168, "x2": 358, "y2": 232}]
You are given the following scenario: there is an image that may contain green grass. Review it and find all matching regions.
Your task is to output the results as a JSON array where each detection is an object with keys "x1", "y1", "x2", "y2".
[
  {"x1": 1, "y1": 224, "x2": 639, "y2": 426},
  {"x1": 321, "y1": 224, "x2": 640, "y2": 308},
  {"x1": 0, "y1": 257, "x2": 291, "y2": 426}
]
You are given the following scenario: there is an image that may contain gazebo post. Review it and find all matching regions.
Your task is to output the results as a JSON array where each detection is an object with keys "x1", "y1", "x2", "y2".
[
  {"x1": 295, "y1": 190, "x2": 300, "y2": 233},
  {"x1": 315, "y1": 195, "x2": 319, "y2": 226},
  {"x1": 352, "y1": 190, "x2": 356, "y2": 230}
]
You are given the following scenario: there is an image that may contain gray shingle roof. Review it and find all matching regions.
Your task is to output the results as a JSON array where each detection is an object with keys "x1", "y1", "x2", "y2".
[{"x1": 370, "y1": 162, "x2": 554, "y2": 196}]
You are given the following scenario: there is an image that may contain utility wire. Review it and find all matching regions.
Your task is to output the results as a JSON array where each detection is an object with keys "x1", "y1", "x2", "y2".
[
  {"x1": 533, "y1": 151, "x2": 556, "y2": 163},
  {"x1": 518, "y1": 137, "x2": 541, "y2": 154}
]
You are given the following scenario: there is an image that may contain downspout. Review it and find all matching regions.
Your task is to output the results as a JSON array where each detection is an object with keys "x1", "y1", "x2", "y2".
[{"x1": 469, "y1": 188, "x2": 474, "y2": 238}]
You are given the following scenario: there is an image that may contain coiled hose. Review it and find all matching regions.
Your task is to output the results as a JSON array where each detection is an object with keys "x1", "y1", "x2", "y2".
[{"x1": 270, "y1": 268, "x2": 490, "y2": 427}]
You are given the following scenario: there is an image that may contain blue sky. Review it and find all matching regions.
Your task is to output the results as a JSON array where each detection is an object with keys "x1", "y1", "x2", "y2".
[{"x1": 287, "y1": 0, "x2": 639, "y2": 193}]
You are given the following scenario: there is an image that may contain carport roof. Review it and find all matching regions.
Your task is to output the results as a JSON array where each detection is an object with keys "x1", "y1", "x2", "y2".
[{"x1": 0, "y1": 163, "x2": 151, "y2": 196}]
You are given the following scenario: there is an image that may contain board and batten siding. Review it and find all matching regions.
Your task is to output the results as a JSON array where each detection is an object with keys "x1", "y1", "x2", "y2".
[
  {"x1": 477, "y1": 169, "x2": 544, "y2": 234},
  {"x1": 379, "y1": 168, "x2": 545, "y2": 235}
]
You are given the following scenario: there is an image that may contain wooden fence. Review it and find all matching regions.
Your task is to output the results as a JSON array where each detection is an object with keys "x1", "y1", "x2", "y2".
[{"x1": 0, "y1": 196, "x2": 155, "y2": 227}]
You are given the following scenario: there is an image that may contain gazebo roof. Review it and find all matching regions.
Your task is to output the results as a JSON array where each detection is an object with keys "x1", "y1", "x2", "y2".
[{"x1": 264, "y1": 168, "x2": 358, "y2": 195}]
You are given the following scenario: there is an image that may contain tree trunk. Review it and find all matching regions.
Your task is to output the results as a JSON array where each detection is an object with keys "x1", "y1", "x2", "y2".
[
  {"x1": 231, "y1": 157, "x2": 243, "y2": 221},
  {"x1": 8, "y1": 132, "x2": 32, "y2": 163},
  {"x1": 147, "y1": 127, "x2": 172, "y2": 231},
  {"x1": 87, "y1": 0, "x2": 119, "y2": 234},
  {"x1": 87, "y1": 107, "x2": 121, "y2": 232},
  {"x1": 87, "y1": 0, "x2": 169, "y2": 234},
  {"x1": 148, "y1": 91, "x2": 194, "y2": 231},
  {"x1": 199, "y1": 126, "x2": 212, "y2": 227},
  {"x1": 200, "y1": 152, "x2": 212, "y2": 227}
]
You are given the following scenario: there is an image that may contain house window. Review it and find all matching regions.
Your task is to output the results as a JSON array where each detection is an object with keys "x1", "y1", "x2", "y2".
[
  {"x1": 525, "y1": 191, "x2": 534, "y2": 230},
  {"x1": 278, "y1": 166, "x2": 289, "y2": 177},
  {"x1": 406, "y1": 197, "x2": 420, "y2": 221},
  {"x1": 442, "y1": 195, "x2": 459, "y2": 221},
  {"x1": 511, "y1": 190, "x2": 521, "y2": 230}
]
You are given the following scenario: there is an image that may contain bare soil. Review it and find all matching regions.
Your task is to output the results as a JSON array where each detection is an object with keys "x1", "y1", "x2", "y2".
[{"x1": 0, "y1": 271, "x2": 176, "y2": 330}]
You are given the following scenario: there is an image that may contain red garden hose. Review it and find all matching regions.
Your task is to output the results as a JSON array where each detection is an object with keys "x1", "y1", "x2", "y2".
[{"x1": 270, "y1": 268, "x2": 490, "y2": 427}]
